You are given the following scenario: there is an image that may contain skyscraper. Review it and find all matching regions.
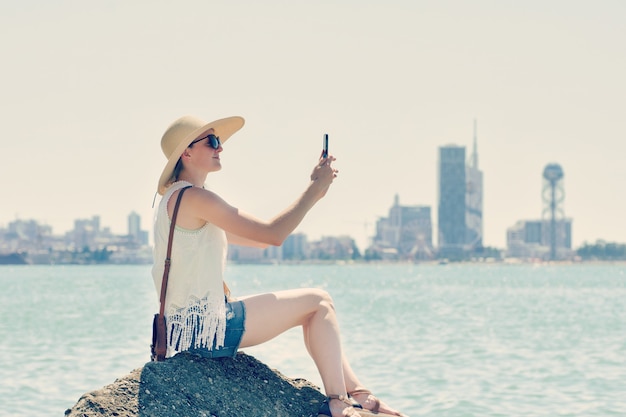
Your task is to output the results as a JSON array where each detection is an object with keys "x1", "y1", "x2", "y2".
[
  {"x1": 465, "y1": 120, "x2": 483, "y2": 250},
  {"x1": 438, "y1": 145, "x2": 466, "y2": 258},
  {"x1": 128, "y1": 211, "x2": 141, "y2": 239},
  {"x1": 128, "y1": 211, "x2": 149, "y2": 245}
]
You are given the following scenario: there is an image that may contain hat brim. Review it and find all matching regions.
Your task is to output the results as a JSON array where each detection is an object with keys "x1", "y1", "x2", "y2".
[{"x1": 158, "y1": 116, "x2": 245, "y2": 195}]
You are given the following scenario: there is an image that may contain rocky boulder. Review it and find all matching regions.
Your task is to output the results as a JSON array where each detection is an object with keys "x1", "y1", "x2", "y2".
[{"x1": 65, "y1": 352, "x2": 326, "y2": 417}]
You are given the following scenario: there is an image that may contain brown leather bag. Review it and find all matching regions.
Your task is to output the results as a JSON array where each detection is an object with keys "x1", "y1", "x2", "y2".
[{"x1": 151, "y1": 185, "x2": 191, "y2": 362}]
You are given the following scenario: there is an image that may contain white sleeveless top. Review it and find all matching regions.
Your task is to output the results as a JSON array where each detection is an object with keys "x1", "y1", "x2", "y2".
[{"x1": 151, "y1": 181, "x2": 227, "y2": 358}]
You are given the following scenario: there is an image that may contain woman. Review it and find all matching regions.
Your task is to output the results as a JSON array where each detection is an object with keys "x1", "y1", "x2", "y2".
[{"x1": 152, "y1": 115, "x2": 407, "y2": 417}]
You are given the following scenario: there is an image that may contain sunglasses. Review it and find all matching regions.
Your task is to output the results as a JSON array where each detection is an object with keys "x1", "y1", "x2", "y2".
[{"x1": 189, "y1": 134, "x2": 221, "y2": 149}]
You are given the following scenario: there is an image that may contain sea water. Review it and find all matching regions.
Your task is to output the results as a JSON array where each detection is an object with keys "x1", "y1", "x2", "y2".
[{"x1": 0, "y1": 263, "x2": 625, "y2": 416}]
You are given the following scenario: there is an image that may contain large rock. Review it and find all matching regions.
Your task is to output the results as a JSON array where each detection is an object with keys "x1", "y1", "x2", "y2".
[{"x1": 65, "y1": 352, "x2": 326, "y2": 417}]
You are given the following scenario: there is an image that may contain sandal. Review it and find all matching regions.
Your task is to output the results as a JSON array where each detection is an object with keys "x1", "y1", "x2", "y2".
[
  {"x1": 318, "y1": 394, "x2": 362, "y2": 417},
  {"x1": 348, "y1": 389, "x2": 409, "y2": 417}
]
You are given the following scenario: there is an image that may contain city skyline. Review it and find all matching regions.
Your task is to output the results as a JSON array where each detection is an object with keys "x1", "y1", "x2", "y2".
[
  {"x1": 0, "y1": 116, "x2": 619, "y2": 252},
  {"x1": 2, "y1": 2, "x2": 625, "y2": 251},
  {"x1": 0, "y1": 189, "x2": 607, "y2": 255},
  {"x1": 3, "y1": 206, "x2": 622, "y2": 265}
]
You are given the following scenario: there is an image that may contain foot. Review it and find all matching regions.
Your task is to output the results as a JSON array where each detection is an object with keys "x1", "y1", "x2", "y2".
[
  {"x1": 318, "y1": 394, "x2": 362, "y2": 417},
  {"x1": 348, "y1": 389, "x2": 406, "y2": 416}
]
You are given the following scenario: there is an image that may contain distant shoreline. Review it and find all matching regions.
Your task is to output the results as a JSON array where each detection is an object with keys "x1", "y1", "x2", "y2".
[{"x1": 2, "y1": 255, "x2": 626, "y2": 267}]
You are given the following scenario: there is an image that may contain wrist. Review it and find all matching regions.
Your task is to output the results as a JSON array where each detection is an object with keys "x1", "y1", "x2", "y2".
[{"x1": 305, "y1": 180, "x2": 325, "y2": 202}]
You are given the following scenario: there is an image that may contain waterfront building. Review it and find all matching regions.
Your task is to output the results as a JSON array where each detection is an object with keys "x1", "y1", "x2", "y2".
[
  {"x1": 0, "y1": 218, "x2": 54, "y2": 255},
  {"x1": 282, "y1": 233, "x2": 308, "y2": 260},
  {"x1": 128, "y1": 211, "x2": 141, "y2": 239},
  {"x1": 309, "y1": 236, "x2": 359, "y2": 260},
  {"x1": 438, "y1": 145, "x2": 466, "y2": 259},
  {"x1": 128, "y1": 211, "x2": 149, "y2": 245},
  {"x1": 71, "y1": 215, "x2": 102, "y2": 250},
  {"x1": 0, "y1": 212, "x2": 153, "y2": 264},
  {"x1": 228, "y1": 242, "x2": 283, "y2": 263},
  {"x1": 437, "y1": 121, "x2": 484, "y2": 259},
  {"x1": 507, "y1": 219, "x2": 573, "y2": 259},
  {"x1": 369, "y1": 195, "x2": 433, "y2": 260},
  {"x1": 465, "y1": 121, "x2": 483, "y2": 250}
]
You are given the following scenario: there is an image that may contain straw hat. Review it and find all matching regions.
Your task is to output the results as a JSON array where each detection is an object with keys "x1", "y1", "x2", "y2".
[{"x1": 157, "y1": 115, "x2": 245, "y2": 195}]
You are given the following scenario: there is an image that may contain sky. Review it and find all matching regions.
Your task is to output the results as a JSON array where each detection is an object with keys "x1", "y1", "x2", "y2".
[{"x1": 1, "y1": 0, "x2": 625, "y2": 251}]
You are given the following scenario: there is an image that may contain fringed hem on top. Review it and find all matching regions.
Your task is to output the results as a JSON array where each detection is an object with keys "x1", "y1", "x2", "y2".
[{"x1": 165, "y1": 292, "x2": 226, "y2": 358}]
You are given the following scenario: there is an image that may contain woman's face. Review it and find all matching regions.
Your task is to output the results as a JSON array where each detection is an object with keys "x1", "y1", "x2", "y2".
[{"x1": 188, "y1": 128, "x2": 223, "y2": 172}]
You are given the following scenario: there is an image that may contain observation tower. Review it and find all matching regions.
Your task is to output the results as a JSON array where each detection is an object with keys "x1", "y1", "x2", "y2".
[{"x1": 542, "y1": 164, "x2": 565, "y2": 260}]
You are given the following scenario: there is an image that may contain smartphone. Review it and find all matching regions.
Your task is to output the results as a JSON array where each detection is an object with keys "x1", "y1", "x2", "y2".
[{"x1": 322, "y1": 133, "x2": 329, "y2": 158}]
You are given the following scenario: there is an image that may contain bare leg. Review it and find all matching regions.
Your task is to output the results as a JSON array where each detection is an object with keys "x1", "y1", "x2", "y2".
[
  {"x1": 304, "y1": 323, "x2": 404, "y2": 416},
  {"x1": 239, "y1": 288, "x2": 358, "y2": 416},
  {"x1": 239, "y1": 288, "x2": 403, "y2": 416}
]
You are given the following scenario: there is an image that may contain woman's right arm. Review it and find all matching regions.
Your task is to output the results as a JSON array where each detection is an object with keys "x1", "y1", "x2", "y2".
[{"x1": 189, "y1": 156, "x2": 337, "y2": 246}]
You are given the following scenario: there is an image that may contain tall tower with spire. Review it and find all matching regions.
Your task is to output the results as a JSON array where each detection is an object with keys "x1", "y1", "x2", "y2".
[
  {"x1": 470, "y1": 119, "x2": 479, "y2": 169},
  {"x1": 465, "y1": 119, "x2": 483, "y2": 250}
]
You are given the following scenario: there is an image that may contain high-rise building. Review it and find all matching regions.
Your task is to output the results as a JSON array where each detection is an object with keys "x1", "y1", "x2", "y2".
[
  {"x1": 465, "y1": 120, "x2": 483, "y2": 250},
  {"x1": 128, "y1": 211, "x2": 141, "y2": 239},
  {"x1": 438, "y1": 145, "x2": 466, "y2": 258},
  {"x1": 437, "y1": 121, "x2": 484, "y2": 258},
  {"x1": 127, "y1": 211, "x2": 149, "y2": 245}
]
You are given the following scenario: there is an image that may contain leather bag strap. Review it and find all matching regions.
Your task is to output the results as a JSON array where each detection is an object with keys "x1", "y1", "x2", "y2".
[{"x1": 158, "y1": 185, "x2": 192, "y2": 317}]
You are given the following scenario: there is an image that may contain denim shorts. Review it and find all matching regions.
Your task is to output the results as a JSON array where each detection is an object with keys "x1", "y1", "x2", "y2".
[{"x1": 184, "y1": 299, "x2": 246, "y2": 359}]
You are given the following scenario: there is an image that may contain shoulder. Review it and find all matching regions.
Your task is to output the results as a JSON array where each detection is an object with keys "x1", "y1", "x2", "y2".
[
  {"x1": 168, "y1": 185, "x2": 217, "y2": 205},
  {"x1": 184, "y1": 186, "x2": 224, "y2": 205},
  {"x1": 176, "y1": 186, "x2": 235, "y2": 217}
]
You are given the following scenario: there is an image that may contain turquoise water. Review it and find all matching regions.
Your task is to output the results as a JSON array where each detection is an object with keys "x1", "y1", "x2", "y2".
[{"x1": 1, "y1": 263, "x2": 625, "y2": 416}]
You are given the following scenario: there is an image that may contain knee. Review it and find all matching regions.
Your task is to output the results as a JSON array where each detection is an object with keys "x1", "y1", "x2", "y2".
[{"x1": 311, "y1": 288, "x2": 335, "y2": 312}]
